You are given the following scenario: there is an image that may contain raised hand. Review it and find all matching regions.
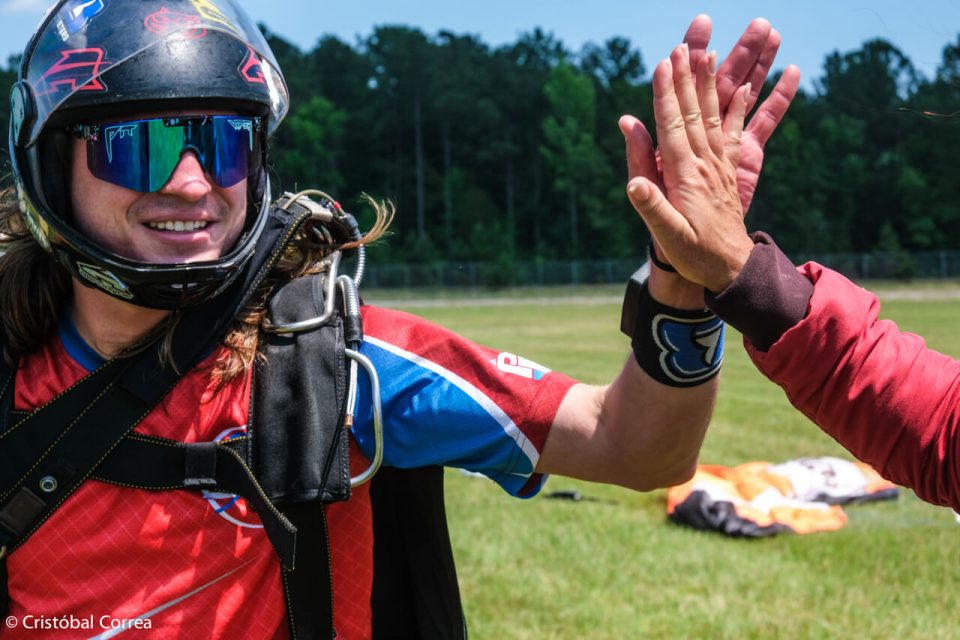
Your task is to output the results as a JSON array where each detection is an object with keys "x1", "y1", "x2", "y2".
[
  {"x1": 686, "y1": 15, "x2": 801, "y2": 212},
  {"x1": 626, "y1": 45, "x2": 755, "y2": 294},
  {"x1": 620, "y1": 16, "x2": 800, "y2": 215}
]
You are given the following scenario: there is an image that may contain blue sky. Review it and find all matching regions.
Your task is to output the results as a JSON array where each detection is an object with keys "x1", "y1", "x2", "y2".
[{"x1": 1, "y1": 0, "x2": 958, "y2": 91}]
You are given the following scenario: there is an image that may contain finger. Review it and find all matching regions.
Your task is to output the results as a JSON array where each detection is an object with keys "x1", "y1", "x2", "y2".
[
  {"x1": 618, "y1": 114, "x2": 660, "y2": 185},
  {"x1": 743, "y1": 28, "x2": 782, "y2": 112},
  {"x1": 723, "y1": 84, "x2": 750, "y2": 169},
  {"x1": 696, "y1": 51, "x2": 724, "y2": 156},
  {"x1": 670, "y1": 44, "x2": 711, "y2": 157},
  {"x1": 716, "y1": 18, "x2": 771, "y2": 112},
  {"x1": 626, "y1": 177, "x2": 689, "y2": 243},
  {"x1": 682, "y1": 14, "x2": 712, "y2": 86},
  {"x1": 652, "y1": 57, "x2": 693, "y2": 176},
  {"x1": 744, "y1": 64, "x2": 801, "y2": 148}
]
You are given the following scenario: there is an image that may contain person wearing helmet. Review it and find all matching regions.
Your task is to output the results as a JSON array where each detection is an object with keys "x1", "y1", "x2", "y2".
[
  {"x1": 0, "y1": 2, "x2": 795, "y2": 638},
  {"x1": 9, "y1": 0, "x2": 288, "y2": 309}
]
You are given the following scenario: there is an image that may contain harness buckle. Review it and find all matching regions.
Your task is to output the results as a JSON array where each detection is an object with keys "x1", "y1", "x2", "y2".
[{"x1": 184, "y1": 443, "x2": 218, "y2": 489}]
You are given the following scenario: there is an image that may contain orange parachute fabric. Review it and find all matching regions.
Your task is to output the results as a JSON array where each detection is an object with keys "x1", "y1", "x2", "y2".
[{"x1": 666, "y1": 457, "x2": 898, "y2": 537}]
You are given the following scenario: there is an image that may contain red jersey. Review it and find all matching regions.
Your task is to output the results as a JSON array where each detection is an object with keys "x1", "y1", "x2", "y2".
[
  {"x1": 4, "y1": 306, "x2": 576, "y2": 638},
  {"x1": 3, "y1": 335, "x2": 381, "y2": 639}
]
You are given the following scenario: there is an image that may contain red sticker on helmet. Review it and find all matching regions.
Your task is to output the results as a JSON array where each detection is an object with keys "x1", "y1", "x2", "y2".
[
  {"x1": 36, "y1": 48, "x2": 108, "y2": 96},
  {"x1": 240, "y1": 47, "x2": 265, "y2": 84},
  {"x1": 144, "y1": 7, "x2": 208, "y2": 38}
]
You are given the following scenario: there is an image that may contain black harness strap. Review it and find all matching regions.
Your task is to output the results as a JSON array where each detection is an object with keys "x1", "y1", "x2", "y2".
[
  {"x1": 252, "y1": 272, "x2": 351, "y2": 505},
  {"x1": 92, "y1": 434, "x2": 298, "y2": 569},
  {"x1": 86, "y1": 436, "x2": 336, "y2": 640},
  {"x1": 0, "y1": 335, "x2": 197, "y2": 555},
  {"x1": 253, "y1": 271, "x2": 351, "y2": 640},
  {"x1": 0, "y1": 344, "x2": 14, "y2": 616},
  {"x1": 0, "y1": 364, "x2": 12, "y2": 436},
  {"x1": 278, "y1": 502, "x2": 335, "y2": 640}
]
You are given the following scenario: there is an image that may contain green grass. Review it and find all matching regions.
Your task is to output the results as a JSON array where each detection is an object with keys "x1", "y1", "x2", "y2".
[{"x1": 386, "y1": 286, "x2": 960, "y2": 640}]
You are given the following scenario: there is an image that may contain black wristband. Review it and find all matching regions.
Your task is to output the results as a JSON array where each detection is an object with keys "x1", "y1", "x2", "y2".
[
  {"x1": 621, "y1": 275, "x2": 724, "y2": 387},
  {"x1": 647, "y1": 241, "x2": 677, "y2": 273}
]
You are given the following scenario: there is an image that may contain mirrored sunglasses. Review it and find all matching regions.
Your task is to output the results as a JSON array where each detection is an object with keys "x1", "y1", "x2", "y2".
[{"x1": 70, "y1": 115, "x2": 263, "y2": 193}]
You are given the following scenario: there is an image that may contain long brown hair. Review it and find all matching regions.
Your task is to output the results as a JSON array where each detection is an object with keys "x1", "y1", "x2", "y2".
[{"x1": 0, "y1": 189, "x2": 394, "y2": 382}]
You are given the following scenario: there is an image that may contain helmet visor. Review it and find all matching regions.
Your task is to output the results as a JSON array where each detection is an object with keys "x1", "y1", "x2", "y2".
[{"x1": 75, "y1": 114, "x2": 263, "y2": 192}]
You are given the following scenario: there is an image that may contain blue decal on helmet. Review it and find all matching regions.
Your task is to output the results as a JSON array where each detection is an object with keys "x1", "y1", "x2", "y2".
[{"x1": 56, "y1": 0, "x2": 107, "y2": 41}]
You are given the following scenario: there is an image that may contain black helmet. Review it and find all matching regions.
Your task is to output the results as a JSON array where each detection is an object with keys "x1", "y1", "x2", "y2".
[{"x1": 9, "y1": 0, "x2": 290, "y2": 309}]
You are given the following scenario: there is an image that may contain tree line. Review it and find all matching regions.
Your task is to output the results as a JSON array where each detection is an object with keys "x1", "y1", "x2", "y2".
[{"x1": 2, "y1": 25, "x2": 959, "y2": 265}]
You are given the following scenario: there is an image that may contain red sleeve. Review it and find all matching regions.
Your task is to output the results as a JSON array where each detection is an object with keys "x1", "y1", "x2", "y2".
[{"x1": 746, "y1": 263, "x2": 960, "y2": 509}]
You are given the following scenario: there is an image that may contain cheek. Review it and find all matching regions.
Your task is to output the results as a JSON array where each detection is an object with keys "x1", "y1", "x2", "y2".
[
  {"x1": 69, "y1": 142, "x2": 104, "y2": 235},
  {"x1": 69, "y1": 140, "x2": 138, "y2": 238},
  {"x1": 226, "y1": 180, "x2": 248, "y2": 223},
  {"x1": 69, "y1": 141, "x2": 88, "y2": 215},
  {"x1": 227, "y1": 181, "x2": 248, "y2": 213},
  {"x1": 221, "y1": 181, "x2": 249, "y2": 243}
]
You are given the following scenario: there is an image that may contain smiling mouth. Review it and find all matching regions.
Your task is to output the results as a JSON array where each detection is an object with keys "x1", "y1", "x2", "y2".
[{"x1": 147, "y1": 220, "x2": 210, "y2": 232}]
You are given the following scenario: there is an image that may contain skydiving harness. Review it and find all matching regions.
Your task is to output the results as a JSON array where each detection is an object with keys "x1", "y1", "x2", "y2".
[{"x1": 0, "y1": 192, "x2": 465, "y2": 639}]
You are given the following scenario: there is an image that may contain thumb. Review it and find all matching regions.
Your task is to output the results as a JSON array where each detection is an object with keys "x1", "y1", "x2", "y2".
[{"x1": 627, "y1": 177, "x2": 685, "y2": 239}]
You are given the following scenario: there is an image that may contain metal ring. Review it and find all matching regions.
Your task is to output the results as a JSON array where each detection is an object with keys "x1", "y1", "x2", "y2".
[
  {"x1": 39, "y1": 475, "x2": 58, "y2": 493},
  {"x1": 347, "y1": 348, "x2": 383, "y2": 487}
]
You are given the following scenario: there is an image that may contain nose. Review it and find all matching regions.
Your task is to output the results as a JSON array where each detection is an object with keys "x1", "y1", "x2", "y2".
[{"x1": 159, "y1": 151, "x2": 213, "y2": 201}]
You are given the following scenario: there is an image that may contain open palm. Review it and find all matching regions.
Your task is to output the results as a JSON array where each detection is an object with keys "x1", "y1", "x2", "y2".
[{"x1": 621, "y1": 16, "x2": 800, "y2": 217}]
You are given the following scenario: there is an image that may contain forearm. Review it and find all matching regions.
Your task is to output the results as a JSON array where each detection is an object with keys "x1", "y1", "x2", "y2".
[
  {"x1": 538, "y1": 265, "x2": 718, "y2": 491},
  {"x1": 710, "y1": 234, "x2": 960, "y2": 509},
  {"x1": 756, "y1": 268, "x2": 960, "y2": 508}
]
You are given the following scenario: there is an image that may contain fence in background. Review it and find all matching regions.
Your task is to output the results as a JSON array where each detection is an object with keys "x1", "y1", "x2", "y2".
[{"x1": 361, "y1": 250, "x2": 960, "y2": 289}]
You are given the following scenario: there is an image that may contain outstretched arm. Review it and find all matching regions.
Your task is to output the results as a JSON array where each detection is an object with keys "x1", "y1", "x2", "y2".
[
  {"x1": 534, "y1": 43, "x2": 735, "y2": 492},
  {"x1": 533, "y1": 18, "x2": 799, "y2": 492},
  {"x1": 533, "y1": 17, "x2": 795, "y2": 491}
]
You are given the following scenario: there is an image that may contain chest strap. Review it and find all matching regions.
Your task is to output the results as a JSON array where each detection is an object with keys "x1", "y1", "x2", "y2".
[
  {"x1": 89, "y1": 433, "x2": 338, "y2": 638},
  {"x1": 92, "y1": 434, "x2": 298, "y2": 568}
]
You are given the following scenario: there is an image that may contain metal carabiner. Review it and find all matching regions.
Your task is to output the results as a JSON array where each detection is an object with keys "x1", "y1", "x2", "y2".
[
  {"x1": 346, "y1": 348, "x2": 383, "y2": 487},
  {"x1": 263, "y1": 252, "x2": 341, "y2": 334}
]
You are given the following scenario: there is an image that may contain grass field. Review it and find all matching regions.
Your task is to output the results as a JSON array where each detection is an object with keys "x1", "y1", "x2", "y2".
[{"x1": 375, "y1": 284, "x2": 960, "y2": 640}]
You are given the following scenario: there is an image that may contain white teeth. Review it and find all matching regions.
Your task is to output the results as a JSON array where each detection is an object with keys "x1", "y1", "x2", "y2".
[{"x1": 147, "y1": 220, "x2": 209, "y2": 232}]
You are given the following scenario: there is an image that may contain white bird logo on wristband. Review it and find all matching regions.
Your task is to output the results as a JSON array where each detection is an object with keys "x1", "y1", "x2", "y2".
[
  {"x1": 653, "y1": 314, "x2": 725, "y2": 385},
  {"x1": 695, "y1": 325, "x2": 723, "y2": 366}
]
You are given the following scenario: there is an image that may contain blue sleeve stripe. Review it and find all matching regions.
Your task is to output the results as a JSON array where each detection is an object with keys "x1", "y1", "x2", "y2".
[{"x1": 363, "y1": 335, "x2": 541, "y2": 471}]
